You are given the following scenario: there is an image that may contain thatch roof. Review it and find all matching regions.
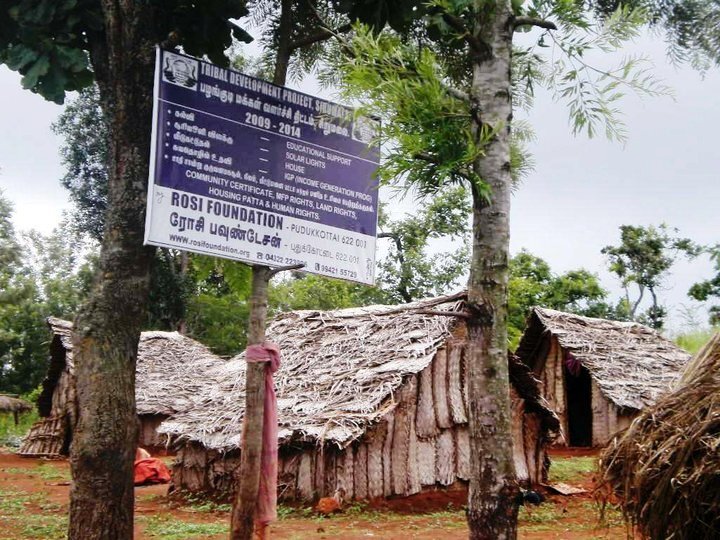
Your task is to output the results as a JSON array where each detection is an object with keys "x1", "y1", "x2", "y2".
[
  {"x1": 160, "y1": 293, "x2": 557, "y2": 452},
  {"x1": 515, "y1": 307, "x2": 691, "y2": 410},
  {"x1": 0, "y1": 395, "x2": 33, "y2": 414},
  {"x1": 599, "y1": 332, "x2": 720, "y2": 539},
  {"x1": 42, "y1": 317, "x2": 224, "y2": 416}
]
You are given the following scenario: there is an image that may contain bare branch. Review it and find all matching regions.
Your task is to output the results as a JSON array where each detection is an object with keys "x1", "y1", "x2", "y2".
[
  {"x1": 288, "y1": 23, "x2": 352, "y2": 52},
  {"x1": 442, "y1": 83, "x2": 471, "y2": 102},
  {"x1": 413, "y1": 152, "x2": 440, "y2": 164},
  {"x1": 512, "y1": 16, "x2": 557, "y2": 31}
]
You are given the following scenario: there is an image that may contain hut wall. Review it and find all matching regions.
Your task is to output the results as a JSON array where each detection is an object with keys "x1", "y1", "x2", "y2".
[
  {"x1": 170, "y1": 336, "x2": 549, "y2": 501},
  {"x1": 139, "y1": 414, "x2": 169, "y2": 450},
  {"x1": 553, "y1": 339, "x2": 568, "y2": 440},
  {"x1": 616, "y1": 411, "x2": 635, "y2": 433},
  {"x1": 538, "y1": 337, "x2": 568, "y2": 445},
  {"x1": 591, "y1": 380, "x2": 610, "y2": 446}
]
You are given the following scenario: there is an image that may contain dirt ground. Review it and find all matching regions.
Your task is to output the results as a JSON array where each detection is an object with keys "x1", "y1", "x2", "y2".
[{"x1": 0, "y1": 449, "x2": 630, "y2": 539}]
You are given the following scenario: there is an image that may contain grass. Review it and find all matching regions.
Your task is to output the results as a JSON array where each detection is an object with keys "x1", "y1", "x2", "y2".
[
  {"x1": 1, "y1": 462, "x2": 70, "y2": 482},
  {"x1": 0, "y1": 411, "x2": 38, "y2": 449},
  {"x1": 549, "y1": 455, "x2": 597, "y2": 483},
  {"x1": 140, "y1": 515, "x2": 227, "y2": 539},
  {"x1": 674, "y1": 328, "x2": 718, "y2": 354},
  {"x1": 177, "y1": 493, "x2": 232, "y2": 514},
  {"x1": 0, "y1": 488, "x2": 67, "y2": 540},
  {"x1": 19, "y1": 514, "x2": 67, "y2": 539}
]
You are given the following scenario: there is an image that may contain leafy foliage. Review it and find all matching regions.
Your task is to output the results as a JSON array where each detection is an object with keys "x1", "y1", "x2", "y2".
[
  {"x1": 590, "y1": 0, "x2": 720, "y2": 70},
  {"x1": 0, "y1": 193, "x2": 91, "y2": 394},
  {"x1": 688, "y1": 244, "x2": 720, "y2": 325},
  {"x1": 327, "y1": 25, "x2": 490, "y2": 199},
  {"x1": 377, "y1": 186, "x2": 470, "y2": 303},
  {"x1": 52, "y1": 86, "x2": 107, "y2": 241},
  {"x1": 508, "y1": 250, "x2": 611, "y2": 347},
  {"x1": 0, "y1": 0, "x2": 251, "y2": 104},
  {"x1": 269, "y1": 273, "x2": 387, "y2": 313},
  {"x1": 517, "y1": 4, "x2": 673, "y2": 142},
  {"x1": 602, "y1": 224, "x2": 699, "y2": 329}
]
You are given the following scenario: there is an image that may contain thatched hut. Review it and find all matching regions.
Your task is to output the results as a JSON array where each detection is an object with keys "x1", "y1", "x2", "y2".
[
  {"x1": 0, "y1": 394, "x2": 33, "y2": 425},
  {"x1": 18, "y1": 317, "x2": 224, "y2": 457},
  {"x1": 160, "y1": 293, "x2": 559, "y2": 502},
  {"x1": 515, "y1": 307, "x2": 691, "y2": 447},
  {"x1": 600, "y1": 332, "x2": 720, "y2": 540}
]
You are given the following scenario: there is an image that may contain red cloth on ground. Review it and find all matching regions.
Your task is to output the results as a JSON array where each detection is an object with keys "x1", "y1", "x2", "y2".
[
  {"x1": 245, "y1": 342, "x2": 281, "y2": 525},
  {"x1": 134, "y1": 458, "x2": 171, "y2": 485}
]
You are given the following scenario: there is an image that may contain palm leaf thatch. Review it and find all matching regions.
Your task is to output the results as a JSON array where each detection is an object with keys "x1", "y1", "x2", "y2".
[
  {"x1": 0, "y1": 395, "x2": 33, "y2": 414},
  {"x1": 160, "y1": 293, "x2": 558, "y2": 452},
  {"x1": 516, "y1": 308, "x2": 691, "y2": 410},
  {"x1": 41, "y1": 317, "x2": 224, "y2": 416},
  {"x1": 599, "y1": 332, "x2": 720, "y2": 539},
  {"x1": 159, "y1": 293, "x2": 468, "y2": 451}
]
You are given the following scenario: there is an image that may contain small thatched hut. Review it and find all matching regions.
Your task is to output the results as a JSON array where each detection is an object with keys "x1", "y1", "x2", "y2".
[
  {"x1": 0, "y1": 394, "x2": 33, "y2": 425},
  {"x1": 160, "y1": 293, "x2": 559, "y2": 502},
  {"x1": 18, "y1": 317, "x2": 223, "y2": 457},
  {"x1": 600, "y1": 332, "x2": 720, "y2": 540},
  {"x1": 515, "y1": 308, "x2": 691, "y2": 447}
]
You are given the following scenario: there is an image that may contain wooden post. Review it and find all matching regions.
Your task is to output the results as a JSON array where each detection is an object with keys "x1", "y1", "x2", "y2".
[
  {"x1": 230, "y1": 2, "x2": 293, "y2": 536},
  {"x1": 231, "y1": 265, "x2": 271, "y2": 539}
]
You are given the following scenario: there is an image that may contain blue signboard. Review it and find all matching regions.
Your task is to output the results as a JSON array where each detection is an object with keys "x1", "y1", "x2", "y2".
[{"x1": 144, "y1": 49, "x2": 380, "y2": 284}]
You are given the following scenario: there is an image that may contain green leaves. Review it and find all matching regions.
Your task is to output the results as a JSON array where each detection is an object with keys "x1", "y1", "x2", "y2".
[
  {"x1": 538, "y1": 5, "x2": 672, "y2": 142},
  {"x1": 377, "y1": 186, "x2": 470, "y2": 303},
  {"x1": 601, "y1": 224, "x2": 699, "y2": 328},
  {"x1": 0, "y1": 0, "x2": 98, "y2": 103},
  {"x1": 0, "y1": 0, "x2": 252, "y2": 102},
  {"x1": 330, "y1": 24, "x2": 488, "y2": 199},
  {"x1": 332, "y1": 0, "x2": 423, "y2": 32},
  {"x1": 507, "y1": 250, "x2": 609, "y2": 348}
]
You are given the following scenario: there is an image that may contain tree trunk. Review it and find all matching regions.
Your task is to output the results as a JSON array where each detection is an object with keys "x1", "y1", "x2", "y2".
[
  {"x1": 465, "y1": 2, "x2": 519, "y2": 539},
  {"x1": 231, "y1": 265, "x2": 271, "y2": 539},
  {"x1": 68, "y1": 3, "x2": 155, "y2": 539}
]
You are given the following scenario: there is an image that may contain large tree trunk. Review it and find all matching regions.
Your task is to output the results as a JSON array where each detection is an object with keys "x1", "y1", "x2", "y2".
[
  {"x1": 466, "y1": 2, "x2": 519, "y2": 539},
  {"x1": 68, "y1": 3, "x2": 156, "y2": 539}
]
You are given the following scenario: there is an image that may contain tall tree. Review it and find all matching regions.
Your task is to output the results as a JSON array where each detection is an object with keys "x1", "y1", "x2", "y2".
[
  {"x1": 0, "y1": 2, "x2": 252, "y2": 537},
  {"x1": 332, "y1": 2, "x2": 668, "y2": 537},
  {"x1": 0, "y1": 190, "x2": 47, "y2": 394},
  {"x1": 377, "y1": 186, "x2": 470, "y2": 303},
  {"x1": 602, "y1": 224, "x2": 698, "y2": 329},
  {"x1": 688, "y1": 244, "x2": 720, "y2": 325},
  {"x1": 507, "y1": 250, "x2": 609, "y2": 347}
]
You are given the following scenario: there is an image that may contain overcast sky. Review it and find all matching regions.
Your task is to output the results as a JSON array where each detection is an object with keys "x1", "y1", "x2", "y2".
[{"x1": 0, "y1": 30, "x2": 717, "y2": 333}]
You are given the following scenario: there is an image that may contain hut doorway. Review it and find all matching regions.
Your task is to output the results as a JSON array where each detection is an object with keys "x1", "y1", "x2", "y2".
[{"x1": 565, "y1": 365, "x2": 592, "y2": 446}]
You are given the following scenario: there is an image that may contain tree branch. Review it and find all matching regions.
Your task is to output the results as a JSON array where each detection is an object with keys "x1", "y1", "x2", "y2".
[
  {"x1": 288, "y1": 23, "x2": 352, "y2": 52},
  {"x1": 512, "y1": 16, "x2": 557, "y2": 31},
  {"x1": 442, "y1": 83, "x2": 471, "y2": 103},
  {"x1": 441, "y1": 13, "x2": 485, "y2": 55}
]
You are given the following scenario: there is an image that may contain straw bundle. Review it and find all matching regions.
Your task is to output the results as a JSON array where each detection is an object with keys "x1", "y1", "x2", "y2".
[{"x1": 599, "y1": 332, "x2": 720, "y2": 539}]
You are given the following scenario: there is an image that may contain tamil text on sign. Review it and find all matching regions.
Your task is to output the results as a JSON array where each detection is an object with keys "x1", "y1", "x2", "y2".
[{"x1": 144, "y1": 49, "x2": 380, "y2": 284}]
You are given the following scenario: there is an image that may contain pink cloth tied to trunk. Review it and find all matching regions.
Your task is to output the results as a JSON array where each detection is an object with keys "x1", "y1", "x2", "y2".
[{"x1": 245, "y1": 342, "x2": 281, "y2": 525}]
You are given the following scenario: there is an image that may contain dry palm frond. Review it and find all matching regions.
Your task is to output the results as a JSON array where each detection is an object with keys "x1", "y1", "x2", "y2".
[
  {"x1": 45, "y1": 317, "x2": 225, "y2": 416},
  {"x1": 599, "y1": 332, "x2": 720, "y2": 539},
  {"x1": 0, "y1": 395, "x2": 33, "y2": 414}
]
